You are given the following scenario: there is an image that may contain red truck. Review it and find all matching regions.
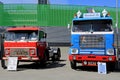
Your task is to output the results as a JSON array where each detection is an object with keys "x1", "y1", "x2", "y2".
[{"x1": 1, "y1": 26, "x2": 61, "y2": 69}]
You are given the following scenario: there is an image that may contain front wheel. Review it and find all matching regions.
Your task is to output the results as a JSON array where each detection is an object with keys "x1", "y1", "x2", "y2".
[
  {"x1": 1, "y1": 59, "x2": 7, "y2": 69},
  {"x1": 107, "y1": 62, "x2": 115, "y2": 71},
  {"x1": 39, "y1": 51, "x2": 48, "y2": 67},
  {"x1": 70, "y1": 61, "x2": 77, "y2": 69}
]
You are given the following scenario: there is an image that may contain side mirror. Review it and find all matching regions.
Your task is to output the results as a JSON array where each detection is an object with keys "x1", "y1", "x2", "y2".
[
  {"x1": 67, "y1": 24, "x2": 70, "y2": 29},
  {"x1": 43, "y1": 33, "x2": 47, "y2": 38},
  {"x1": 67, "y1": 24, "x2": 71, "y2": 30}
]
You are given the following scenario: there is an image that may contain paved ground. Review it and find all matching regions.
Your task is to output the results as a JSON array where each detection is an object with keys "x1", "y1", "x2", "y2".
[{"x1": 0, "y1": 47, "x2": 120, "y2": 80}]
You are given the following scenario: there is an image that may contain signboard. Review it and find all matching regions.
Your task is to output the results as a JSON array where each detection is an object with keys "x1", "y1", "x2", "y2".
[
  {"x1": 98, "y1": 62, "x2": 107, "y2": 74},
  {"x1": 7, "y1": 57, "x2": 18, "y2": 71},
  {"x1": 83, "y1": 13, "x2": 101, "y2": 18}
]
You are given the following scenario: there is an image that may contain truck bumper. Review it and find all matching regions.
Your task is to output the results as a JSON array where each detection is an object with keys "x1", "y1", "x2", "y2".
[
  {"x1": 69, "y1": 54, "x2": 116, "y2": 66},
  {"x1": 3, "y1": 56, "x2": 39, "y2": 61}
]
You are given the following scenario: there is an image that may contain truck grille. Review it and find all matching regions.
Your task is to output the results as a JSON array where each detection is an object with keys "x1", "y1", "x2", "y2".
[
  {"x1": 10, "y1": 48, "x2": 29, "y2": 56},
  {"x1": 80, "y1": 35, "x2": 105, "y2": 48}
]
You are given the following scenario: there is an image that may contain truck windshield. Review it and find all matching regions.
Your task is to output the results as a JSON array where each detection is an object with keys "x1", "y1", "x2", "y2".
[
  {"x1": 5, "y1": 31, "x2": 38, "y2": 41},
  {"x1": 72, "y1": 20, "x2": 112, "y2": 32}
]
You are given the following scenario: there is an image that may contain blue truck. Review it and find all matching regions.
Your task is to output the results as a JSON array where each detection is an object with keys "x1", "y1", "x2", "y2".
[{"x1": 68, "y1": 9, "x2": 117, "y2": 70}]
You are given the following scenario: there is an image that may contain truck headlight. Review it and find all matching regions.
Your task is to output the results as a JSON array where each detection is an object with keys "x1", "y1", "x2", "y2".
[
  {"x1": 5, "y1": 49, "x2": 10, "y2": 55},
  {"x1": 30, "y1": 49, "x2": 35, "y2": 55},
  {"x1": 106, "y1": 49, "x2": 114, "y2": 55},
  {"x1": 71, "y1": 48, "x2": 78, "y2": 54}
]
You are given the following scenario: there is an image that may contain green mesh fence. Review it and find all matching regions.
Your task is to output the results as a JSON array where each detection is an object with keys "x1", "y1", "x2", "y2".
[{"x1": 0, "y1": 4, "x2": 120, "y2": 27}]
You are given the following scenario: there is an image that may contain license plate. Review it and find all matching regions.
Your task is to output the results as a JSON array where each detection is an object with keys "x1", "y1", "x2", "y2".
[{"x1": 88, "y1": 61, "x2": 96, "y2": 66}]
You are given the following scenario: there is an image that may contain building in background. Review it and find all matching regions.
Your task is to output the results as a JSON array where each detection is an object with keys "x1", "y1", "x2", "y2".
[{"x1": 38, "y1": 0, "x2": 48, "y2": 4}]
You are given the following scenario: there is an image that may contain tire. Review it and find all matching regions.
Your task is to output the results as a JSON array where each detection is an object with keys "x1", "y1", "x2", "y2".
[
  {"x1": 107, "y1": 62, "x2": 115, "y2": 71},
  {"x1": 45, "y1": 49, "x2": 49, "y2": 61},
  {"x1": 56, "y1": 48, "x2": 61, "y2": 61},
  {"x1": 1, "y1": 59, "x2": 7, "y2": 69},
  {"x1": 39, "y1": 51, "x2": 48, "y2": 67},
  {"x1": 70, "y1": 61, "x2": 77, "y2": 69},
  {"x1": 52, "y1": 48, "x2": 61, "y2": 61},
  {"x1": 1, "y1": 36, "x2": 6, "y2": 69},
  {"x1": 1, "y1": 50, "x2": 7, "y2": 69}
]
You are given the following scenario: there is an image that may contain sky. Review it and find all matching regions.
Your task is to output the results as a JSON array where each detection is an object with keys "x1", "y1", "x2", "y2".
[{"x1": 0, "y1": 0, "x2": 119, "y2": 7}]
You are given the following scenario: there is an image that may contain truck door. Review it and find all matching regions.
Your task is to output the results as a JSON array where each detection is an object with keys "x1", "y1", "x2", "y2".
[{"x1": 37, "y1": 31, "x2": 47, "y2": 57}]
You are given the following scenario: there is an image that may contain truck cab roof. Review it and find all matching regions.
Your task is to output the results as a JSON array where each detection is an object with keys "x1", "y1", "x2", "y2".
[{"x1": 7, "y1": 26, "x2": 43, "y2": 31}]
